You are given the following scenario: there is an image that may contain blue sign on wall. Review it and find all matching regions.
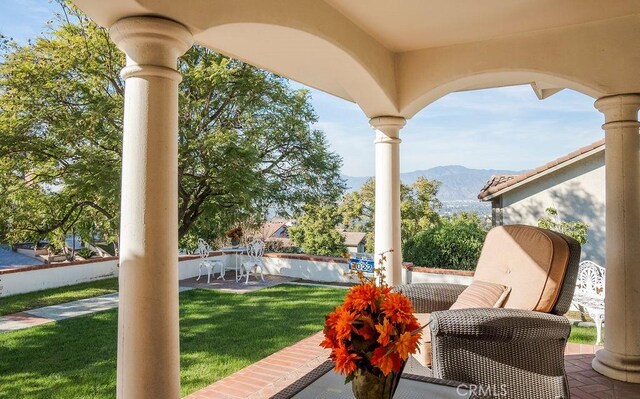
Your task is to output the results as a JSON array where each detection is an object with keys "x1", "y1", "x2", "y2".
[{"x1": 349, "y1": 258, "x2": 375, "y2": 274}]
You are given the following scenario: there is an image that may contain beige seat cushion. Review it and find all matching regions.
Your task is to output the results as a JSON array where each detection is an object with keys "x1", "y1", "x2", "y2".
[
  {"x1": 473, "y1": 225, "x2": 570, "y2": 313},
  {"x1": 413, "y1": 313, "x2": 432, "y2": 367},
  {"x1": 449, "y1": 280, "x2": 511, "y2": 310}
]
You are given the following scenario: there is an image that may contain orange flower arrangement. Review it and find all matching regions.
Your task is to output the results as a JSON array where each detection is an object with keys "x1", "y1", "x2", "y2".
[
  {"x1": 321, "y1": 255, "x2": 423, "y2": 381},
  {"x1": 225, "y1": 226, "x2": 243, "y2": 241}
]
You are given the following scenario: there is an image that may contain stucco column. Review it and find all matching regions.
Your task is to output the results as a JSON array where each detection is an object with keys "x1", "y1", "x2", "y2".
[
  {"x1": 110, "y1": 17, "x2": 192, "y2": 399},
  {"x1": 592, "y1": 94, "x2": 640, "y2": 383},
  {"x1": 370, "y1": 116, "x2": 406, "y2": 286}
]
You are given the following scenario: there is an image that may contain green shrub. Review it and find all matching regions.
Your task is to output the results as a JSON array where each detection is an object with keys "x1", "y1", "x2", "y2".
[
  {"x1": 264, "y1": 240, "x2": 301, "y2": 254},
  {"x1": 537, "y1": 207, "x2": 588, "y2": 244},
  {"x1": 75, "y1": 247, "x2": 94, "y2": 259},
  {"x1": 403, "y1": 213, "x2": 487, "y2": 271}
]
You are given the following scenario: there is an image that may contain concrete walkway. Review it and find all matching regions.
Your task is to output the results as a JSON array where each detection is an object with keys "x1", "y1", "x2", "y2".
[{"x1": 0, "y1": 286, "x2": 193, "y2": 333}]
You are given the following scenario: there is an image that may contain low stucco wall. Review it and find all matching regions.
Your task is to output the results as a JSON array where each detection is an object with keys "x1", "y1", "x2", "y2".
[
  {"x1": 0, "y1": 258, "x2": 119, "y2": 297},
  {"x1": 180, "y1": 254, "x2": 472, "y2": 285},
  {"x1": 176, "y1": 253, "x2": 229, "y2": 281},
  {"x1": 0, "y1": 253, "x2": 474, "y2": 297},
  {"x1": 261, "y1": 253, "x2": 351, "y2": 282},
  {"x1": 181, "y1": 252, "x2": 353, "y2": 283},
  {"x1": 403, "y1": 264, "x2": 474, "y2": 285}
]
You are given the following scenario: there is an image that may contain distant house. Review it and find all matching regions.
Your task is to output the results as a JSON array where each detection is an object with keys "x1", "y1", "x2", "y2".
[
  {"x1": 261, "y1": 219, "x2": 295, "y2": 240},
  {"x1": 258, "y1": 219, "x2": 368, "y2": 255},
  {"x1": 341, "y1": 231, "x2": 367, "y2": 255},
  {"x1": 259, "y1": 219, "x2": 296, "y2": 248},
  {"x1": 478, "y1": 139, "x2": 605, "y2": 265}
]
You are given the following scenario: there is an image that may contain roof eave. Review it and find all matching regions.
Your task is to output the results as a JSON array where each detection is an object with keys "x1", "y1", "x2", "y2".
[{"x1": 479, "y1": 144, "x2": 604, "y2": 201}]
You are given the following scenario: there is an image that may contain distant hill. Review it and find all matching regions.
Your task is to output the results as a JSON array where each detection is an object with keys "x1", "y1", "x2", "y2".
[{"x1": 342, "y1": 165, "x2": 522, "y2": 216}]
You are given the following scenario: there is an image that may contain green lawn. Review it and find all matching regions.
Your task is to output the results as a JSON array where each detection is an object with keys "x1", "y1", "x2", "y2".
[
  {"x1": 569, "y1": 325, "x2": 599, "y2": 345},
  {"x1": 0, "y1": 285, "x2": 345, "y2": 399},
  {"x1": 0, "y1": 278, "x2": 119, "y2": 316}
]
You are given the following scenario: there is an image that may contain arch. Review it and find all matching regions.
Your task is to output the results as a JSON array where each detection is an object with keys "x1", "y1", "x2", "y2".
[
  {"x1": 195, "y1": 22, "x2": 398, "y2": 117},
  {"x1": 397, "y1": 14, "x2": 640, "y2": 118},
  {"x1": 400, "y1": 70, "x2": 601, "y2": 118}
]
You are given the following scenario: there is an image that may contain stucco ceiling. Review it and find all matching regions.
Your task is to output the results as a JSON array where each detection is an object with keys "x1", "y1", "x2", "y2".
[
  {"x1": 323, "y1": 0, "x2": 640, "y2": 52},
  {"x1": 72, "y1": 0, "x2": 640, "y2": 117}
]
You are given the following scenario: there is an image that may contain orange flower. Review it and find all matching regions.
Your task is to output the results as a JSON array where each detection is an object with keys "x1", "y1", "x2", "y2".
[
  {"x1": 335, "y1": 309, "x2": 358, "y2": 340},
  {"x1": 371, "y1": 346, "x2": 403, "y2": 375},
  {"x1": 320, "y1": 325, "x2": 338, "y2": 349},
  {"x1": 375, "y1": 318, "x2": 394, "y2": 346},
  {"x1": 325, "y1": 307, "x2": 341, "y2": 327},
  {"x1": 395, "y1": 331, "x2": 421, "y2": 360},
  {"x1": 405, "y1": 315, "x2": 421, "y2": 333},
  {"x1": 381, "y1": 292, "x2": 415, "y2": 324},
  {"x1": 356, "y1": 316, "x2": 376, "y2": 341},
  {"x1": 333, "y1": 345, "x2": 361, "y2": 375},
  {"x1": 344, "y1": 283, "x2": 381, "y2": 312}
]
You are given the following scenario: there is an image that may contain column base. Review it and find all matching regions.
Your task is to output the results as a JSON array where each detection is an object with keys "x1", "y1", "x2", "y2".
[{"x1": 593, "y1": 348, "x2": 640, "y2": 383}]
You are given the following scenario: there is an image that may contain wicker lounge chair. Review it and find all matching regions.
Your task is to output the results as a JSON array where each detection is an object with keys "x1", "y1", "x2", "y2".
[{"x1": 394, "y1": 224, "x2": 580, "y2": 399}]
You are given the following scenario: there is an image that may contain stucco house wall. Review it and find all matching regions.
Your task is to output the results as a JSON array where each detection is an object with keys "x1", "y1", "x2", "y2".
[{"x1": 493, "y1": 149, "x2": 605, "y2": 265}]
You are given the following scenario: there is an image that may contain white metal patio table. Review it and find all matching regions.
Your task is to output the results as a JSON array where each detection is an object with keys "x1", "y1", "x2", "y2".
[{"x1": 219, "y1": 246, "x2": 249, "y2": 282}]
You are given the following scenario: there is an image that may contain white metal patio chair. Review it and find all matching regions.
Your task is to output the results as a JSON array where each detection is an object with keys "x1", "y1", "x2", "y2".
[
  {"x1": 572, "y1": 260, "x2": 606, "y2": 345},
  {"x1": 196, "y1": 238, "x2": 225, "y2": 284},
  {"x1": 239, "y1": 239, "x2": 265, "y2": 284}
]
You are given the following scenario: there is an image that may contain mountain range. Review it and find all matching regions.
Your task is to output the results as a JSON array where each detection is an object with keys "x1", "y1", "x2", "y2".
[{"x1": 342, "y1": 165, "x2": 523, "y2": 215}]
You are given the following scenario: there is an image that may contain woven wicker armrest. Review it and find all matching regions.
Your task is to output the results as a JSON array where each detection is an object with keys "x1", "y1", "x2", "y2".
[
  {"x1": 392, "y1": 283, "x2": 467, "y2": 313},
  {"x1": 429, "y1": 308, "x2": 571, "y2": 398},
  {"x1": 430, "y1": 308, "x2": 571, "y2": 342}
]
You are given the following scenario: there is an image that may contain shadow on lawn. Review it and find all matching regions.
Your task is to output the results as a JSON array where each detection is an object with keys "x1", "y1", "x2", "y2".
[
  {"x1": 0, "y1": 284, "x2": 345, "y2": 399},
  {"x1": 0, "y1": 311, "x2": 118, "y2": 399},
  {"x1": 178, "y1": 285, "x2": 345, "y2": 393}
]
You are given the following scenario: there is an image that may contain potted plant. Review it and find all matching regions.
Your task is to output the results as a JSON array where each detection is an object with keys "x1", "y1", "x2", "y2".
[
  {"x1": 321, "y1": 251, "x2": 424, "y2": 398},
  {"x1": 225, "y1": 226, "x2": 243, "y2": 247}
]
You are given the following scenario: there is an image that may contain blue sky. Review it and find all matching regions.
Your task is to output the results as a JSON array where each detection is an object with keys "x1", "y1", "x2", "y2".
[{"x1": 1, "y1": 1, "x2": 605, "y2": 177}]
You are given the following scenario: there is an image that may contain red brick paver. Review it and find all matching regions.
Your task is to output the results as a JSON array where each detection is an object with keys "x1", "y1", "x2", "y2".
[
  {"x1": 186, "y1": 335, "x2": 640, "y2": 399},
  {"x1": 0, "y1": 312, "x2": 53, "y2": 332},
  {"x1": 183, "y1": 332, "x2": 329, "y2": 399}
]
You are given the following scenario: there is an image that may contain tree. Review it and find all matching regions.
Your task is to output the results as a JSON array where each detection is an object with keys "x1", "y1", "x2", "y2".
[
  {"x1": 537, "y1": 207, "x2": 588, "y2": 244},
  {"x1": 288, "y1": 203, "x2": 346, "y2": 257},
  {"x1": 400, "y1": 177, "x2": 441, "y2": 241},
  {"x1": 338, "y1": 179, "x2": 375, "y2": 252},
  {"x1": 0, "y1": 2, "x2": 344, "y2": 249},
  {"x1": 403, "y1": 212, "x2": 487, "y2": 270},
  {"x1": 338, "y1": 177, "x2": 442, "y2": 252}
]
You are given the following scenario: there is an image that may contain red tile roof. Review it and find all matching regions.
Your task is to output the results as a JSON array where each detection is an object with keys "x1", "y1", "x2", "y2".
[
  {"x1": 341, "y1": 231, "x2": 367, "y2": 247},
  {"x1": 478, "y1": 138, "x2": 605, "y2": 200},
  {"x1": 261, "y1": 219, "x2": 294, "y2": 238}
]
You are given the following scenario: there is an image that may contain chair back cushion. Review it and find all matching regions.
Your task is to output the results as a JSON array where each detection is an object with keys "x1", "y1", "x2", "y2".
[
  {"x1": 449, "y1": 281, "x2": 511, "y2": 310},
  {"x1": 550, "y1": 233, "x2": 581, "y2": 315},
  {"x1": 472, "y1": 225, "x2": 570, "y2": 313}
]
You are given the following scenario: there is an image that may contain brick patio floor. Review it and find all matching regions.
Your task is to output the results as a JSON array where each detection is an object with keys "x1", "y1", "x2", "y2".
[{"x1": 185, "y1": 335, "x2": 640, "y2": 399}]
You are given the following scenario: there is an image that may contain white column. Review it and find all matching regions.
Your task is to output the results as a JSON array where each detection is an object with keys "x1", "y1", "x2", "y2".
[
  {"x1": 109, "y1": 17, "x2": 192, "y2": 399},
  {"x1": 370, "y1": 116, "x2": 406, "y2": 286},
  {"x1": 592, "y1": 94, "x2": 640, "y2": 383}
]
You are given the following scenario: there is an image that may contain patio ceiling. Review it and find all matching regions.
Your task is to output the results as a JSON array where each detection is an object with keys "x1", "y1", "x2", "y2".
[{"x1": 73, "y1": 0, "x2": 640, "y2": 117}]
